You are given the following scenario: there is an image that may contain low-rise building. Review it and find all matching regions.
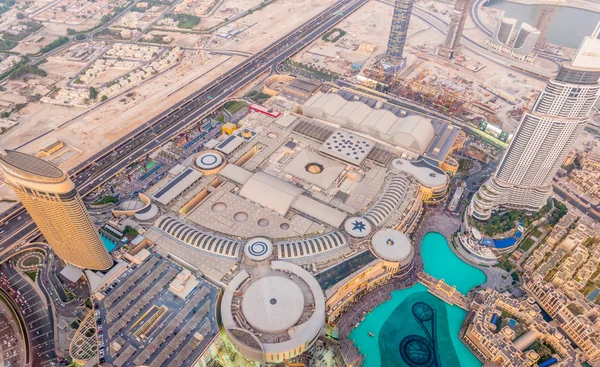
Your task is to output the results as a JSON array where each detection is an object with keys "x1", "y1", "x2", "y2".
[{"x1": 524, "y1": 275, "x2": 600, "y2": 363}]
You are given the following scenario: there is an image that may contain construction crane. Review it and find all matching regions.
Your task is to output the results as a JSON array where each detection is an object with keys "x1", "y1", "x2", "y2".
[
  {"x1": 521, "y1": 93, "x2": 536, "y2": 118},
  {"x1": 196, "y1": 40, "x2": 203, "y2": 64},
  {"x1": 178, "y1": 49, "x2": 185, "y2": 76},
  {"x1": 196, "y1": 20, "x2": 208, "y2": 64},
  {"x1": 533, "y1": 0, "x2": 562, "y2": 50}
]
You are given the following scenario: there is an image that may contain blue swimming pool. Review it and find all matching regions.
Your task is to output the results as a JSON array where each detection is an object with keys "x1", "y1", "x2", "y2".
[
  {"x1": 100, "y1": 234, "x2": 117, "y2": 252},
  {"x1": 482, "y1": 219, "x2": 524, "y2": 249}
]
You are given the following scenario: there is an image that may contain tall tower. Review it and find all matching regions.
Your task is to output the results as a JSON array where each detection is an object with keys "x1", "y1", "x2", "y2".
[
  {"x1": 0, "y1": 150, "x2": 113, "y2": 270},
  {"x1": 470, "y1": 28, "x2": 600, "y2": 220},
  {"x1": 385, "y1": 0, "x2": 416, "y2": 67},
  {"x1": 492, "y1": 17, "x2": 517, "y2": 46},
  {"x1": 533, "y1": 6, "x2": 555, "y2": 50},
  {"x1": 437, "y1": 0, "x2": 473, "y2": 59},
  {"x1": 512, "y1": 23, "x2": 541, "y2": 56}
]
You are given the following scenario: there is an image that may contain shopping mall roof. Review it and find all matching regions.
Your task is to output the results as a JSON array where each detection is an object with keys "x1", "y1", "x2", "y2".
[
  {"x1": 283, "y1": 150, "x2": 345, "y2": 189},
  {"x1": 221, "y1": 165, "x2": 346, "y2": 227},
  {"x1": 391, "y1": 158, "x2": 448, "y2": 188},
  {"x1": 242, "y1": 276, "x2": 305, "y2": 334},
  {"x1": 221, "y1": 261, "x2": 325, "y2": 362},
  {"x1": 291, "y1": 195, "x2": 347, "y2": 228},
  {"x1": 153, "y1": 168, "x2": 203, "y2": 206},
  {"x1": 371, "y1": 229, "x2": 413, "y2": 263},
  {"x1": 219, "y1": 163, "x2": 254, "y2": 184},
  {"x1": 283, "y1": 77, "x2": 322, "y2": 95},
  {"x1": 423, "y1": 121, "x2": 462, "y2": 163},
  {"x1": 318, "y1": 130, "x2": 375, "y2": 165},
  {"x1": 303, "y1": 92, "x2": 435, "y2": 154},
  {"x1": 215, "y1": 135, "x2": 245, "y2": 155},
  {"x1": 239, "y1": 172, "x2": 304, "y2": 215}
]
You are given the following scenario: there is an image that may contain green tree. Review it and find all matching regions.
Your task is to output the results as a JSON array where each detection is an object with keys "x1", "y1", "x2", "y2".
[
  {"x1": 16, "y1": 12, "x2": 24, "y2": 19},
  {"x1": 89, "y1": 86, "x2": 98, "y2": 100},
  {"x1": 567, "y1": 303, "x2": 584, "y2": 316},
  {"x1": 100, "y1": 95, "x2": 108, "y2": 102},
  {"x1": 123, "y1": 225, "x2": 139, "y2": 237},
  {"x1": 67, "y1": 28, "x2": 76, "y2": 35}
]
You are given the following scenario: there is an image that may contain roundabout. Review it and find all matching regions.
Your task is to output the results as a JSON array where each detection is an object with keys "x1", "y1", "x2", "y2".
[{"x1": 15, "y1": 251, "x2": 44, "y2": 272}]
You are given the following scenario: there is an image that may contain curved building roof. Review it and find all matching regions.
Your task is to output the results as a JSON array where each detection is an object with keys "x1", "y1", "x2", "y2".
[
  {"x1": 363, "y1": 173, "x2": 411, "y2": 227},
  {"x1": 242, "y1": 276, "x2": 305, "y2": 334},
  {"x1": 221, "y1": 261, "x2": 325, "y2": 363},
  {"x1": 391, "y1": 158, "x2": 448, "y2": 188},
  {"x1": 276, "y1": 232, "x2": 347, "y2": 260},
  {"x1": 194, "y1": 150, "x2": 226, "y2": 173},
  {"x1": 303, "y1": 92, "x2": 435, "y2": 154},
  {"x1": 238, "y1": 172, "x2": 303, "y2": 215},
  {"x1": 154, "y1": 216, "x2": 241, "y2": 259},
  {"x1": 371, "y1": 229, "x2": 414, "y2": 264},
  {"x1": 0, "y1": 150, "x2": 66, "y2": 183}
]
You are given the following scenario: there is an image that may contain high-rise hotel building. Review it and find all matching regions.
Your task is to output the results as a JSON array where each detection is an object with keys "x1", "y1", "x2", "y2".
[
  {"x1": 0, "y1": 150, "x2": 113, "y2": 270},
  {"x1": 471, "y1": 28, "x2": 600, "y2": 220}
]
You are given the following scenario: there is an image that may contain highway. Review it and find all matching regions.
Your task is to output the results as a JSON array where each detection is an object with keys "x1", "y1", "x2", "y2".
[{"x1": 0, "y1": 0, "x2": 368, "y2": 255}]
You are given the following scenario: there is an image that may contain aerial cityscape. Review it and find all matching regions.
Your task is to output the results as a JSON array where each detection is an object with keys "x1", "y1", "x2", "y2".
[{"x1": 0, "y1": 0, "x2": 598, "y2": 365}]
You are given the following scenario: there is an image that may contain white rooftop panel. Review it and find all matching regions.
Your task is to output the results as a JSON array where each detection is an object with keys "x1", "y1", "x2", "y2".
[
  {"x1": 318, "y1": 130, "x2": 375, "y2": 165},
  {"x1": 283, "y1": 150, "x2": 345, "y2": 189},
  {"x1": 291, "y1": 195, "x2": 346, "y2": 228}
]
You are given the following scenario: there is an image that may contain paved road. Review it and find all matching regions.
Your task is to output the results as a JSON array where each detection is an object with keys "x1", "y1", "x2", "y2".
[
  {"x1": 553, "y1": 184, "x2": 600, "y2": 222},
  {"x1": 0, "y1": 0, "x2": 368, "y2": 254}
]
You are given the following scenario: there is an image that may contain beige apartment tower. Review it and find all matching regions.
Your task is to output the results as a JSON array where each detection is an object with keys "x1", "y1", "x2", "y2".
[{"x1": 0, "y1": 150, "x2": 113, "y2": 270}]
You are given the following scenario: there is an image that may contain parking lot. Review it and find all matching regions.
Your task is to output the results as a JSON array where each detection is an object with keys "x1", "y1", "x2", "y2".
[
  {"x1": 0, "y1": 263, "x2": 59, "y2": 367},
  {"x1": 95, "y1": 254, "x2": 219, "y2": 367},
  {"x1": 0, "y1": 306, "x2": 22, "y2": 367}
]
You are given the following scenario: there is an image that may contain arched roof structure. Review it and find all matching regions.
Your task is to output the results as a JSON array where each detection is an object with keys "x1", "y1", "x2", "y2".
[{"x1": 302, "y1": 92, "x2": 435, "y2": 154}]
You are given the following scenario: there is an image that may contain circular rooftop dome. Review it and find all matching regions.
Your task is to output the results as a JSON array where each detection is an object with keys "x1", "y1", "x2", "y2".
[
  {"x1": 242, "y1": 276, "x2": 305, "y2": 334},
  {"x1": 221, "y1": 261, "x2": 325, "y2": 364},
  {"x1": 344, "y1": 217, "x2": 372, "y2": 238},
  {"x1": 194, "y1": 150, "x2": 225, "y2": 174},
  {"x1": 371, "y1": 229, "x2": 413, "y2": 263},
  {"x1": 244, "y1": 237, "x2": 273, "y2": 261}
]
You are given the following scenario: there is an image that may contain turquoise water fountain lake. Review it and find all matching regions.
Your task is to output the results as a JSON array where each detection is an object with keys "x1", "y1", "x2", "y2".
[{"x1": 349, "y1": 232, "x2": 487, "y2": 367}]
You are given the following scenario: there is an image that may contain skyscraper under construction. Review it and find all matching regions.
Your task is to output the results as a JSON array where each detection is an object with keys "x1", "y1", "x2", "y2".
[
  {"x1": 437, "y1": 0, "x2": 473, "y2": 59},
  {"x1": 0, "y1": 150, "x2": 113, "y2": 270},
  {"x1": 385, "y1": 0, "x2": 416, "y2": 68},
  {"x1": 533, "y1": 5, "x2": 555, "y2": 50},
  {"x1": 470, "y1": 26, "x2": 600, "y2": 220}
]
